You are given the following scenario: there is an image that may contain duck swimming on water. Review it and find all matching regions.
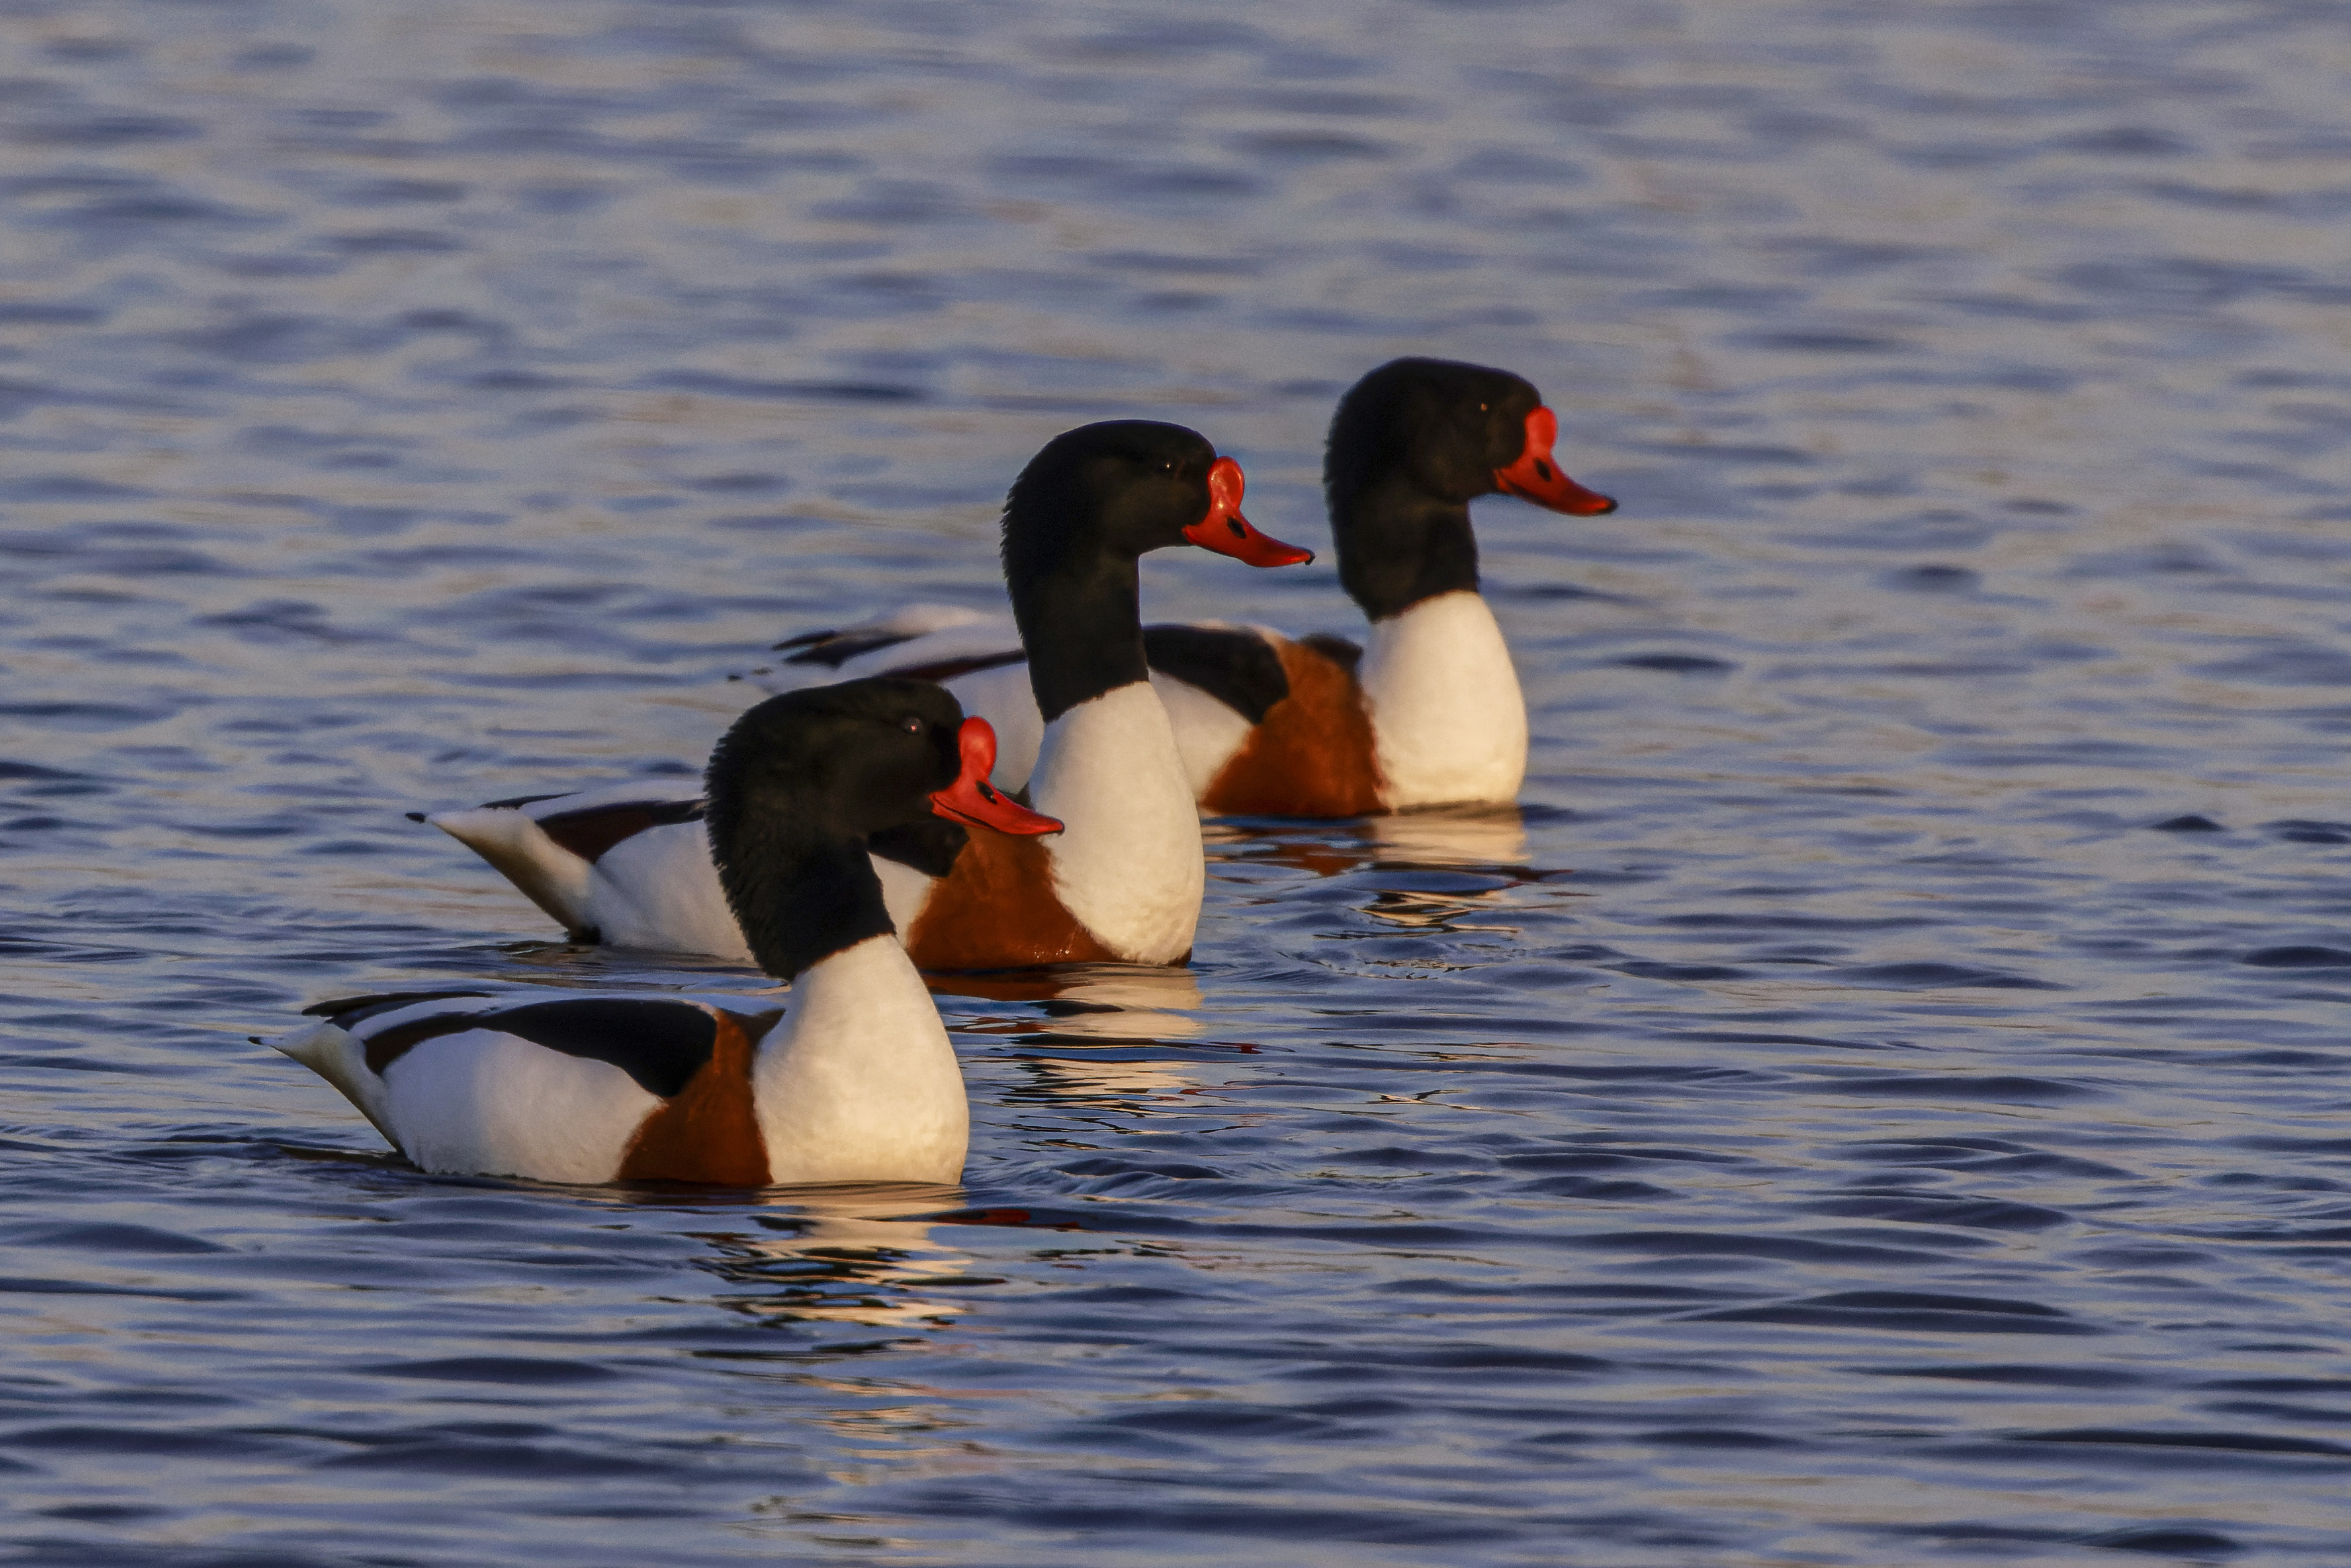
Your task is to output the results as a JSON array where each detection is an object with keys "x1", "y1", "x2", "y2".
[
  {"x1": 425, "y1": 420, "x2": 1312, "y2": 969},
  {"x1": 744, "y1": 359, "x2": 1615, "y2": 818},
  {"x1": 274, "y1": 679, "x2": 1058, "y2": 1187}
]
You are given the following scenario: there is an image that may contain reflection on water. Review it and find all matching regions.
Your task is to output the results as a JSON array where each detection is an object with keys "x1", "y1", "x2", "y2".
[
  {"x1": 5, "y1": 0, "x2": 2351, "y2": 1562},
  {"x1": 691, "y1": 1187, "x2": 979, "y2": 1333},
  {"x1": 936, "y1": 962, "x2": 1205, "y2": 1040},
  {"x1": 942, "y1": 964, "x2": 1219, "y2": 1107},
  {"x1": 1366, "y1": 803, "x2": 1529, "y2": 871},
  {"x1": 1212, "y1": 805, "x2": 1556, "y2": 948},
  {"x1": 1004, "y1": 1049, "x2": 1218, "y2": 1109},
  {"x1": 1207, "y1": 802, "x2": 1538, "y2": 878}
]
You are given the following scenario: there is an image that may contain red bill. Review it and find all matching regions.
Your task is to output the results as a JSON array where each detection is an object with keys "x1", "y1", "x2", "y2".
[
  {"x1": 928, "y1": 718, "x2": 1062, "y2": 835},
  {"x1": 1182, "y1": 456, "x2": 1315, "y2": 567},
  {"x1": 1495, "y1": 407, "x2": 1616, "y2": 515}
]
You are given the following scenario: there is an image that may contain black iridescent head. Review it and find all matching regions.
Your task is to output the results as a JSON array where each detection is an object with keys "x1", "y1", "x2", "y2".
[
  {"x1": 1329, "y1": 359, "x2": 1545, "y2": 510},
  {"x1": 1000, "y1": 420, "x2": 1221, "y2": 723},
  {"x1": 704, "y1": 678, "x2": 969, "y2": 978},
  {"x1": 1002, "y1": 420, "x2": 1226, "y2": 579},
  {"x1": 1323, "y1": 358, "x2": 1606, "y2": 620}
]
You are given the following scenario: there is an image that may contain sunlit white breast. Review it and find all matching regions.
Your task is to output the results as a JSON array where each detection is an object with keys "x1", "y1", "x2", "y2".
[
  {"x1": 1359, "y1": 590, "x2": 1527, "y2": 809},
  {"x1": 1027, "y1": 680, "x2": 1202, "y2": 964},
  {"x1": 754, "y1": 934, "x2": 967, "y2": 1184}
]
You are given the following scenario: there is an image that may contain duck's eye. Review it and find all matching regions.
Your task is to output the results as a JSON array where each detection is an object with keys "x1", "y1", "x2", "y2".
[
  {"x1": 1162, "y1": 460, "x2": 1177, "y2": 474},
  {"x1": 900, "y1": 717, "x2": 923, "y2": 734},
  {"x1": 1478, "y1": 402, "x2": 1490, "y2": 413}
]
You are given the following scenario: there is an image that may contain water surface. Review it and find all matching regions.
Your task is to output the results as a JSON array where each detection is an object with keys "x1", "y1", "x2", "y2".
[{"x1": 5, "y1": 1, "x2": 2351, "y2": 1563}]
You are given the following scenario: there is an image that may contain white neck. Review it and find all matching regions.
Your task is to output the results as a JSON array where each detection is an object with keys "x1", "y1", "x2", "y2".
[
  {"x1": 1359, "y1": 590, "x2": 1527, "y2": 809},
  {"x1": 754, "y1": 934, "x2": 967, "y2": 1184},
  {"x1": 1027, "y1": 680, "x2": 1202, "y2": 962}
]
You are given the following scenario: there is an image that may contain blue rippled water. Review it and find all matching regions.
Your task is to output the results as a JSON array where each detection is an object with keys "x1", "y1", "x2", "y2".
[{"x1": 5, "y1": 1, "x2": 2351, "y2": 1563}]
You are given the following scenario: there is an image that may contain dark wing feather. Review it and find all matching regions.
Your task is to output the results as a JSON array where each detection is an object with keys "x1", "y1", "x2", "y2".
[
  {"x1": 1298, "y1": 631, "x2": 1364, "y2": 678},
  {"x1": 535, "y1": 798, "x2": 705, "y2": 864},
  {"x1": 1143, "y1": 625, "x2": 1291, "y2": 724},
  {"x1": 773, "y1": 628, "x2": 923, "y2": 667},
  {"x1": 887, "y1": 651, "x2": 1027, "y2": 684},
  {"x1": 360, "y1": 997, "x2": 737, "y2": 1098},
  {"x1": 304, "y1": 989, "x2": 499, "y2": 1024}
]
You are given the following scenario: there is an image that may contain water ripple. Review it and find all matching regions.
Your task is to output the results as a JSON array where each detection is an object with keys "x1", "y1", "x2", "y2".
[{"x1": 4, "y1": 0, "x2": 2351, "y2": 1561}]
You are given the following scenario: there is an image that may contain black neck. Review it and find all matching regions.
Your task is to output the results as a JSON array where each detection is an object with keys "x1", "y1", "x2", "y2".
[
  {"x1": 1333, "y1": 476, "x2": 1480, "y2": 623},
  {"x1": 1008, "y1": 533, "x2": 1149, "y2": 724},
  {"x1": 708, "y1": 792, "x2": 894, "y2": 980}
]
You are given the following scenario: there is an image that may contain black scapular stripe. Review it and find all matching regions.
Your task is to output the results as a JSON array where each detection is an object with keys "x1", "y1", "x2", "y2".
[
  {"x1": 1298, "y1": 631, "x2": 1364, "y2": 677},
  {"x1": 889, "y1": 650, "x2": 1027, "y2": 683},
  {"x1": 1143, "y1": 625, "x2": 1290, "y2": 723},
  {"x1": 774, "y1": 627, "x2": 921, "y2": 667},
  {"x1": 361, "y1": 998, "x2": 783, "y2": 1097},
  {"x1": 536, "y1": 798, "x2": 705, "y2": 864},
  {"x1": 304, "y1": 989, "x2": 498, "y2": 1025}
]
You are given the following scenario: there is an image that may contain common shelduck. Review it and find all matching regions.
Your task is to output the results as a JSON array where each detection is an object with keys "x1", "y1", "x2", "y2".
[
  {"x1": 273, "y1": 678, "x2": 1060, "y2": 1186},
  {"x1": 741, "y1": 359, "x2": 1615, "y2": 817},
  {"x1": 423, "y1": 420, "x2": 1311, "y2": 968}
]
